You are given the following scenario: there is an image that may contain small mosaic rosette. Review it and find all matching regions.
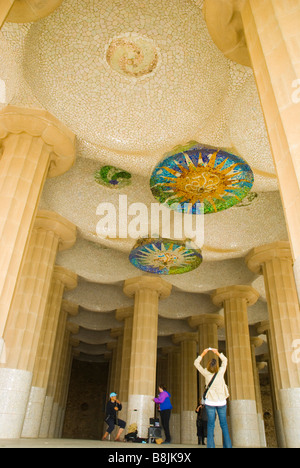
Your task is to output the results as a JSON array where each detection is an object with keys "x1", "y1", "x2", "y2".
[
  {"x1": 94, "y1": 165, "x2": 132, "y2": 188},
  {"x1": 129, "y1": 237, "x2": 202, "y2": 275},
  {"x1": 150, "y1": 142, "x2": 254, "y2": 214}
]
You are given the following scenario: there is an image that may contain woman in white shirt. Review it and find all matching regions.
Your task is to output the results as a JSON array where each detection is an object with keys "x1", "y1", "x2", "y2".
[{"x1": 194, "y1": 348, "x2": 232, "y2": 448}]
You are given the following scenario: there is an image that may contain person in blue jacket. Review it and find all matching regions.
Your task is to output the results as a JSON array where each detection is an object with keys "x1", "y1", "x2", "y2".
[{"x1": 153, "y1": 384, "x2": 173, "y2": 444}]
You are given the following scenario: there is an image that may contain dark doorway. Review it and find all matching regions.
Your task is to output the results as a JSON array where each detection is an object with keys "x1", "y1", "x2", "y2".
[{"x1": 62, "y1": 359, "x2": 109, "y2": 440}]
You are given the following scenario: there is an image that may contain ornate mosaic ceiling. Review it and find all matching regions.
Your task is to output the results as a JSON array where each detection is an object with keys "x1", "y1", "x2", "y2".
[{"x1": 0, "y1": 0, "x2": 287, "y2": 359}]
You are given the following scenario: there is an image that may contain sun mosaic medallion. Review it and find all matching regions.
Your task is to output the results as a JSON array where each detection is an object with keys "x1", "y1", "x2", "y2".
[
  {"x1": 129, "y1": 238, "x2": 202, "y2": 275},
  {"x1": 150, "y1": 143, "x2": 254, "y2": 214}
]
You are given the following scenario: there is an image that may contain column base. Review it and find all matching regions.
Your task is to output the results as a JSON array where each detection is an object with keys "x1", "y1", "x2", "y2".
[
  {"x1": 170, "y1": 412, "x2": 180, "y2": 444},
  {"x1": 229, "y1": 400, "x2": 260, "y2": 448},
  {"x1": 0, "y1": 338, "x2": 5, "y2": 364},
  {"x1": 0, "y1": 368, "x2": 32, "y2": 438},
  {"x1": 21, "y1": 386, "x2": 46, "y2": 438},
  {"x1": 48, "y1": 401, "x2": 59, "y2": 438},
  {"x1": 279, "y1": 388, "x2": 300, "y2": 448},
  {"x1": 180, "y1": 410, "x2": 197, "y2": 445},
  {"x1": 39, "y1": 395, "x2": 54, "y2": 438},
  {"x1": 127, "y1": 394, "x2": 154, "y2": 439}
]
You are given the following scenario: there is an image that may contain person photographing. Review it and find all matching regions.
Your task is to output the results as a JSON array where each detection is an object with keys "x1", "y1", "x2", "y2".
[{"x1": 194, "y1": 348, "x2": 232, "y2": 448}]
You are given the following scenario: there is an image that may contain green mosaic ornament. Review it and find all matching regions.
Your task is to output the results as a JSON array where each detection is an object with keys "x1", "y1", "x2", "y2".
[{"x1": 94, "y1": 165, "x2": 132, "y2": 188}]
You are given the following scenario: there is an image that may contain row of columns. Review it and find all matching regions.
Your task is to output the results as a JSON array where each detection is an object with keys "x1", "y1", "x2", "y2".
[
  {"x1": 0, "y1": 105, "x2": 78, "y2": 438},
  {"x1": 104, "y1": 240, "x2": 300, "y2": 447}
]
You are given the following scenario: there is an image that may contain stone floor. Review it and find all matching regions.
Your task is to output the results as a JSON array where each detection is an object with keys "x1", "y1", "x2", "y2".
[{"x1": 0, "y1": 438, "x2": 201, "y2": 449}]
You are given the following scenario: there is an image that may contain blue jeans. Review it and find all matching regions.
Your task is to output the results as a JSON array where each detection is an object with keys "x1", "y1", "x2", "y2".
[{"x1": 205, "y1": 404, "x2": 232, "y2": 448}]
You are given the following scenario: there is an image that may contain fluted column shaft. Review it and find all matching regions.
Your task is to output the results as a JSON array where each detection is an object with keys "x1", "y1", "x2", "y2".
[
  {"x1": 38, "y1": 271, "x2": 77, "y2": 439},
  {"x1": 50, "y1": 329, "x2": 72, "y2": 438},
  {"x1": 172, "y1": 333, "x2": 198, "y2": 445},
  {"x1": 189, "y1": 314, "x2": 224, "y2": 446},
  {"x1": 22, "y1": 275, "x2": 77, "y2": 440},
  {"x1": 240, "y1": 0, "x2": 300, "y2": 299},
  {"x1": 123, "y1": 276, "x2": 171, "y2": 438},
  {"x1": 256, "y1": 320, "x2": 286, "y2": 447},
  {"x1": 1, "y1": 212, "x2": 76, "y2": 372},
  {"x1": 212, "y1": 285, "x2": 260, "y2": 447},
  {"x1": 110, "y1": 327, "x2": 124, "y2": 397},
  {"x1": 0, "y1": 209, "x2": 75, "y2": 439},
  {"x1": 116, "y1": 307, "x2": 134, "y2": 425},
  {"x1": 247, "y1": 242, "x2": 300, "y2": 447},
  {"x1": 189, "y1": 314, "x2": 224, "y2": 397},
  {"x1": 162, "y1": 346, "x2": 181, "y2": 444},
  {"x1": 250, "y1": 337, "x2": 267, "y2": 447},
  {"x1": 0, "y1": 106, "x2": 75, "y2": 339}
]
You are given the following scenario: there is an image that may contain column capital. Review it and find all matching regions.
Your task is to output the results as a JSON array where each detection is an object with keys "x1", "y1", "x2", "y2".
[
  {"x1": 35, "y1": 210, "x2": 77, "y2": 251},
  {"x1": 172, "y1": 332, "x2": 198, "y2": 345},
  {"x1": 250, "y1": 336, "x2": 264, "y2": 348},
  {"x1": 256, "y1": 320, "x2": 270, "y2": 335},
  {"x1": 66, "y1": 322, "x2": 79, "y2": 335},
  {"x1": 115, "y1": 307, "x2": 134, "y2": 322},
  {"x1": 123, "y1": 276, "x2": 172, "y2": 299},
  {"x1": 203, "y1": 0, "x2": 251, "y2": 67},
  {"x1": 110, "y1": 327, "x2": 123, "y2": 339},
  {"x1": 53, "y1": 265, "x2": 77, "y2": 291},
  {"x1": 7, "y1": 0, "x2": 64, "y2": 23},
  {"x1": 161, "y1": 345, "x2": 180, "y2": 355},
  {"x1": 246, "y1": 242, "x2": 292, "y2": 274},
  {"x1": 188, "y1": 313, "x2": 224, "y2": 329},
  {"x1": 61, "y1": 300, "x2": 78, "y2": 317},
  {"x1": 106, "y1": 341, "x2": 117, "y2": 351},
  {"x1": 0, "y1": 106, "x2": 75, "y2": 177},
  {"x1": 211, "y1": 285, "x2": 259, "y2": 307}
]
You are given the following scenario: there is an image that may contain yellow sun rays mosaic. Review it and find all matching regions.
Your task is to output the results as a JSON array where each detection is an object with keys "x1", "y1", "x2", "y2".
[{"x1": 150, "y1": 142, "x2": 254, "y2": 214}]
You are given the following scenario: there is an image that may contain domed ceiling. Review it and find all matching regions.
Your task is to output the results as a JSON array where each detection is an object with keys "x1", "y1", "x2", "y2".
[{"x1": 0, "y1": 0, "x2": 286, "y2": 362}]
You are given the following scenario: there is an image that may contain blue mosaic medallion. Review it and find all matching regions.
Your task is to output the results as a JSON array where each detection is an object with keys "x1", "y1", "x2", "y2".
[
  {"x1": 129, "y1": 237, "x2": 202, "y2": 275},
  {"x1": 150, "y1": 142, "x2": 254, "y2": 214}
]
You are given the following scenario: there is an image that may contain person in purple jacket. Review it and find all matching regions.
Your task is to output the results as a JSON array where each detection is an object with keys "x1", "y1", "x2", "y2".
[{"x1": 153, "y1": 384, "x2": 173, "y2": 444}]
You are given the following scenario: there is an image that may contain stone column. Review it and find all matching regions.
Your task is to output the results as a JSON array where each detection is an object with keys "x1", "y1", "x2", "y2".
[
  {"x1": 51, "y1": 328, "x2": 72, "y2": 438},
  {"x1": 256, "y1": 320, "x2": 286, "y2": 447},
  {"x1": 189, "y1": 313, "x2": 224, "y2": 446},
  {"x1": 106, "y1": 342, "x2": 117, "y2": 397},
  {"x1": 22, "y1": 297, "x2": 78, "y2": 439},
  {"x1": 0, "y1": 106, "x2": 75, "y2": 340},
  {"x1": 55, "y1": 342, "x2": 73, "y2": 438},
  {"x1": 110, "y1": 327, "x2": 124, "y2": 397},
  {"x1": 189, "y1": 314, "x2": 224, "y2": 396},
  {"x1": 246, "y1": 242, "x2": 300, "y2": 447},
  {"x1": 172, "y1": 332, "x2": 198, "y2": 445},
  {"x1": 123, "y1": 276, "x2": 172, "y2": 438},
  {"x1": 115, "y1": 307, "x2": 134, "y2": 426},
  {"x1": 212, "y1": 285, "x2": 261, "y2": 447},
  {"x1": 250, "y1": 337, "x2": 267, "y2": 447},
  {"x1": 162, "y1": 346, "x2": 181, "y2": 444},
  {"x1": 0, "y1": 211, "x2": 76, "y2": 439},
  {"x1": 238, "y1": 0, "x2": 300, "y2": 300},
  {"x1": 39, "y1": 272, "x2": 77, "y2": 438}
]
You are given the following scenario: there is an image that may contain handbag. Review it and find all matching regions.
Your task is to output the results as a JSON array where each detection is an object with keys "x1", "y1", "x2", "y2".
[{"x1": 202, "y1": 372, "x2": 218, "y2": 403}]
